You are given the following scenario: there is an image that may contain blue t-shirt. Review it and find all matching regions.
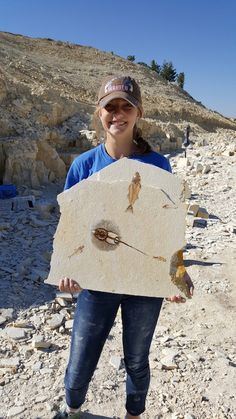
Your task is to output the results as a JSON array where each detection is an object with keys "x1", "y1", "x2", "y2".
[{"x1": 64, "y1": 143, "x2": 172, "y2": 190}]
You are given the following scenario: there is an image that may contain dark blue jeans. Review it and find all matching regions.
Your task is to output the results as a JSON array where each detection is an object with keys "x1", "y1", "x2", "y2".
[{"x1": 64, "y1": 290, "x2": 163, "y2": 416}]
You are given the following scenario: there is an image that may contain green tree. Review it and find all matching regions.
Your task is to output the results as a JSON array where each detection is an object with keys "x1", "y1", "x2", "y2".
[
  {"x1": 177, "y1": 72, "x2": 185, "y2": 89},
  {"x1": 150, "y1": 59, "x2": 160, "y2": 73},
  {"x1": 160, "y1": 61, "x2": 177, "y2": 82},
  {"x1": 127, "y1": 55, "x2": 135, "y2": 62}
]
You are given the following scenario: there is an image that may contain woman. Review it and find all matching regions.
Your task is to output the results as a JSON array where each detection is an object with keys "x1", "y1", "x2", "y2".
[{"x1": 54, "y1": 76, "x2": 194, "y2": 419}]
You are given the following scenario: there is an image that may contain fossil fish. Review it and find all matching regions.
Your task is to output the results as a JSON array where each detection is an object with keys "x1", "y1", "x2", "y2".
[
  {"x1": 68, "y1": 245, "x2": 84, "y2": 258},
  {"x1": 126, "y1": 172, "x2": 141, "y2": 213},
  {"x1": 153, "y1": 255, "x2": 166, "y2": 262},
  {"x1": 162, "y1": 204, "x2": 177, "y2": 209}
]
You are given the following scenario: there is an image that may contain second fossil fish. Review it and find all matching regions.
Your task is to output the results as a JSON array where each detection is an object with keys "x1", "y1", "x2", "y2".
[{"x1": 126, "y1": 172, "x2": 141, "y2": 213}]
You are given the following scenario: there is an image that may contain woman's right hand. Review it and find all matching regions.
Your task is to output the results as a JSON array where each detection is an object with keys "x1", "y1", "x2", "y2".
[{"x1": 59, "y1": 277, "x2": 82, "y2": 294}]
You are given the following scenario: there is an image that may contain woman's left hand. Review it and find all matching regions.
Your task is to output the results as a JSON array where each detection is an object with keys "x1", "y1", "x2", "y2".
[{"x1": 166, "y1": 271, "x2": 194, "y2": 303}]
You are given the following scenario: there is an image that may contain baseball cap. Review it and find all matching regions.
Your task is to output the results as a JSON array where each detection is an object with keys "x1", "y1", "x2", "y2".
[{"x1": 97, "y1": 76, "x2": 142, "y2": 109}]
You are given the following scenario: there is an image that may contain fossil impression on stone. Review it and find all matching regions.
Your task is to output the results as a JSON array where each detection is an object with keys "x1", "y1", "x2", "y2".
[{"x1": 46, "y1": 158, "x2": 189, "y2": 298}]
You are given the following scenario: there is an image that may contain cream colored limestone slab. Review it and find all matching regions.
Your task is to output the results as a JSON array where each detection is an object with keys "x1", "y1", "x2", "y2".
[{"x1": 45, "y1": 158, "x2": 187, "y2": 297}]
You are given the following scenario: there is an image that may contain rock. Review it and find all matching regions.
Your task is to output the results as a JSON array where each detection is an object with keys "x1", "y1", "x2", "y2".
[
  {"x1": 0, "y1": 308, "x2": 14, "y2": 320},
  {"x1": 11, "y1": 195, "x2": 35, "y2": 211},
  {"x1": 7, "y1": 406, "x2": 26, "y2": 417},
  {"x1": 46, "y1": 313, "x2": 64, "y2": 330},
  {"x1": 0, "y1": 316, "x2": 7, "y2": 326},
  {"x1": 35, "y1": 395, "x2": 48, "y2": 403},
  {"x1": 55, "y1": 292, "x2": 74, "y2": 301},
  {"x1": 55, "y1": 297, "x2": 69, "y2": 307},
  {"x1": 0, "y1": 357, "x2": 20, "y2": 368},
  {"x1": 177, "y1": 158, "x2": 188, "y2": 169},
  {"x1": 5, "y1": 327, "x2": 27, "y2": 340},
  {"x1": 46, "y1": 159, "x2": 186, "y2": 298},
  {"x1": 32, "y1": 335, "x2": 51, "y2": 349},
  {"x1": 202, "y1": 164, "x2": 211, "y2": 174},
  {"x1": 32, "y1": 361, "x2": 42, "y2": 371},
  {"x1": 64, "y1": 319, "x2": 74, "y2": 329},
  {"x1": 160, "y1": 356, "x2": 177, "y2": 370},
  {"x1": 225, "y1": 223, "x2": 236, "y2": 234},
  {"x1": 193, "y1": 218, "x2": 207, "y2": 228},
  {"x1": 196, "y1": 207, "x2": 209, "y2": 219},
  {"x1": 161, "y1": 348, "x2": 179, "y2": 359},
  {"x1": 109, "y1": 355, "x2": 123, "y2": 370},
  {"x1": 188, "y1": 204, "x2": 199, "y2": 217},
  {"x1": 196, "y1": 163, "x2": 204, "y2": 174}
]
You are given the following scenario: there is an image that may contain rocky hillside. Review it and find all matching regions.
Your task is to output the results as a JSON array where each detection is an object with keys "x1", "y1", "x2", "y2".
[{"x1": 0, "y1": 31, "x2": 236, "y2": 187}]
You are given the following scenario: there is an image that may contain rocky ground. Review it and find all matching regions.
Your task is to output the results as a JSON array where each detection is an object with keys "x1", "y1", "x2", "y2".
[{"x1": 0, "y1": 129, "x2": 236, "y2": 419}]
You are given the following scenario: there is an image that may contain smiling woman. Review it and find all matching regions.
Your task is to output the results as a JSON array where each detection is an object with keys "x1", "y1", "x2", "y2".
[{"x1": 54, "y1": 75, "x2": 193, "y2": 419}]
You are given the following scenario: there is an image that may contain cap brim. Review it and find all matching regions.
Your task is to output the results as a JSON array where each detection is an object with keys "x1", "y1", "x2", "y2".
[{"x1": 98, "y1": 91, "x2": 139, "y2": 108}]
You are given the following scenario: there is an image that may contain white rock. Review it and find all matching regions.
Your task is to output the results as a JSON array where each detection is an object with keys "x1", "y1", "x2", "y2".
[
  {"x1": 196, "y1": 163, "x2": 203, "y2": 174},
  {"x1": 160, "y1": 356, "x2": 177, "y2": 370},
  {"x1": 0, "y1": 308, "x2": 14, "y2": 320},
  {"x1": 32, "y1": 361, "x2": 42, "y2": 371},
  {"x1": 47, "y1": 313, "x2": 64, "y2": 329},
  {"x1": 32, "y1": 335, "x2": 51, "y2": 349},
  {"x1": 65, "y1": 319, "x2": 74, "y2": 329},
  {"x1": 0, "y1": 357, "x2": 20, "y2": 368},
  {"x1": 202, "y1": 164, "x2": 211, "y2": 174},
  {"x1": 109, "y1": 355, "x2": 123, "y2": 370},
  {"x1": 5, "y1": 328, "x2": 27, "y2": 340},
  {"x1": 7, "y1": 406, "x2": 26, "y2": 417},
  {"x1": 0, "y1": 316, "x2": 7, "y2": 325}
]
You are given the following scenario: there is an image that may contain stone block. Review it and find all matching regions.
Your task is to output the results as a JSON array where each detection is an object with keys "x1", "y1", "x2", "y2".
[
  {"x1": 196, "y1": 163, "x2": 203, "y2": 174},
  {"x1": 193, "y1": 218, "x2": 207, "y2": 228},
  {"x1": 32, "y1": 335, "x2": 51, "y2": 349},
  {"x1": 188, "y1": 204, "x2": 200, "y2": 217},
  {"x1": 11, "y1": 195, "x2": 35, "y2": 211},
  {"x1": 46, "y1": 314, "x2": 64, "y2": 330},
  {"x1": 5, "y1": 327, "x2": 27, "y2": 340},
  {"x1": 196, "y1": 207, "x2": 209, "y2": 219},
  {"x1": 46, "y1": 159, "x2": 188, "y2": 298}
]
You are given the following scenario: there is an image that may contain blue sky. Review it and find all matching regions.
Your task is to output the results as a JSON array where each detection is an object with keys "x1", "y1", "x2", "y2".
[{"x1": 0, "y1": 0, "x2": 235, "y2": 117}]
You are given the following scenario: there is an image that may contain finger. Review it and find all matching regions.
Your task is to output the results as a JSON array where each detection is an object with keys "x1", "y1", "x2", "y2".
[
  {"x1": 72, "y1": 283, "x2": 81, "y2": 291},
  {"x1": 59, "y1": 278, "x2": 66, "y2": 292},
  {"x1": 59, "y1": 277, "x2": 70, "y2": 292},
  {"x1": 70, "y1": 280, "x2": 80, "y2": 293},
  {"x1": 166, "y1": 295, "x2": 186, "y2": 303}
]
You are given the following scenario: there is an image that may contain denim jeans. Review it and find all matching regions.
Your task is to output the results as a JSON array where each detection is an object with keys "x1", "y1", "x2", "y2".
[{"x1": 64, "y1": 290, "x2": 163, "y2": 416}]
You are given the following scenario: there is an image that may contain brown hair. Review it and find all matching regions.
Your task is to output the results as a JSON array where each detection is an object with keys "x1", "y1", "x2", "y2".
[{"x1": 92, "y1": 108, "x2": 152, "y2": 155}]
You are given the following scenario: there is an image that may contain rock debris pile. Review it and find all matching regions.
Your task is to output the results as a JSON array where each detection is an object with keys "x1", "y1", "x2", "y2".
[{"x1": 0, "y1": 129, "x2": 236, "y2": 419}]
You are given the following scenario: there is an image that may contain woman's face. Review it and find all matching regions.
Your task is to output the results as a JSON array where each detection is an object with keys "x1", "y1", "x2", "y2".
[{"x1": 99, "y1": 98, "x2": 139, "y2": 139}]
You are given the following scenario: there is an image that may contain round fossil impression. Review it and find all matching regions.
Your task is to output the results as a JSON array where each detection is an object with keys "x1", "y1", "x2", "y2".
[{"x1": 91, "y1": 220, "x2": 121, "y2": 251}]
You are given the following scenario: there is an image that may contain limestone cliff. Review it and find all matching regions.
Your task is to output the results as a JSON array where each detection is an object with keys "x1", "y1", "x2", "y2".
[{"x1": 0, "y1": 31, "x2": 235, "y2": 187}]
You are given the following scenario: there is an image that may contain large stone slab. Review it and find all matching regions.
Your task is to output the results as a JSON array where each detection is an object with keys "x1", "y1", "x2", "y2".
[{"x1": 45, "y1": 158, "x2": 188, "y2": 297}]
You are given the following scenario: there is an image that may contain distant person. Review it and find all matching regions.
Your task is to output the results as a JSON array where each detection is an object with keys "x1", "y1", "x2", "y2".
[
  {"x1": 53, "y1": 75, "x2": 194, "y2": 419},
  {"x1": 183, "y1": 124, "x2": 191, "y2": 157}
]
